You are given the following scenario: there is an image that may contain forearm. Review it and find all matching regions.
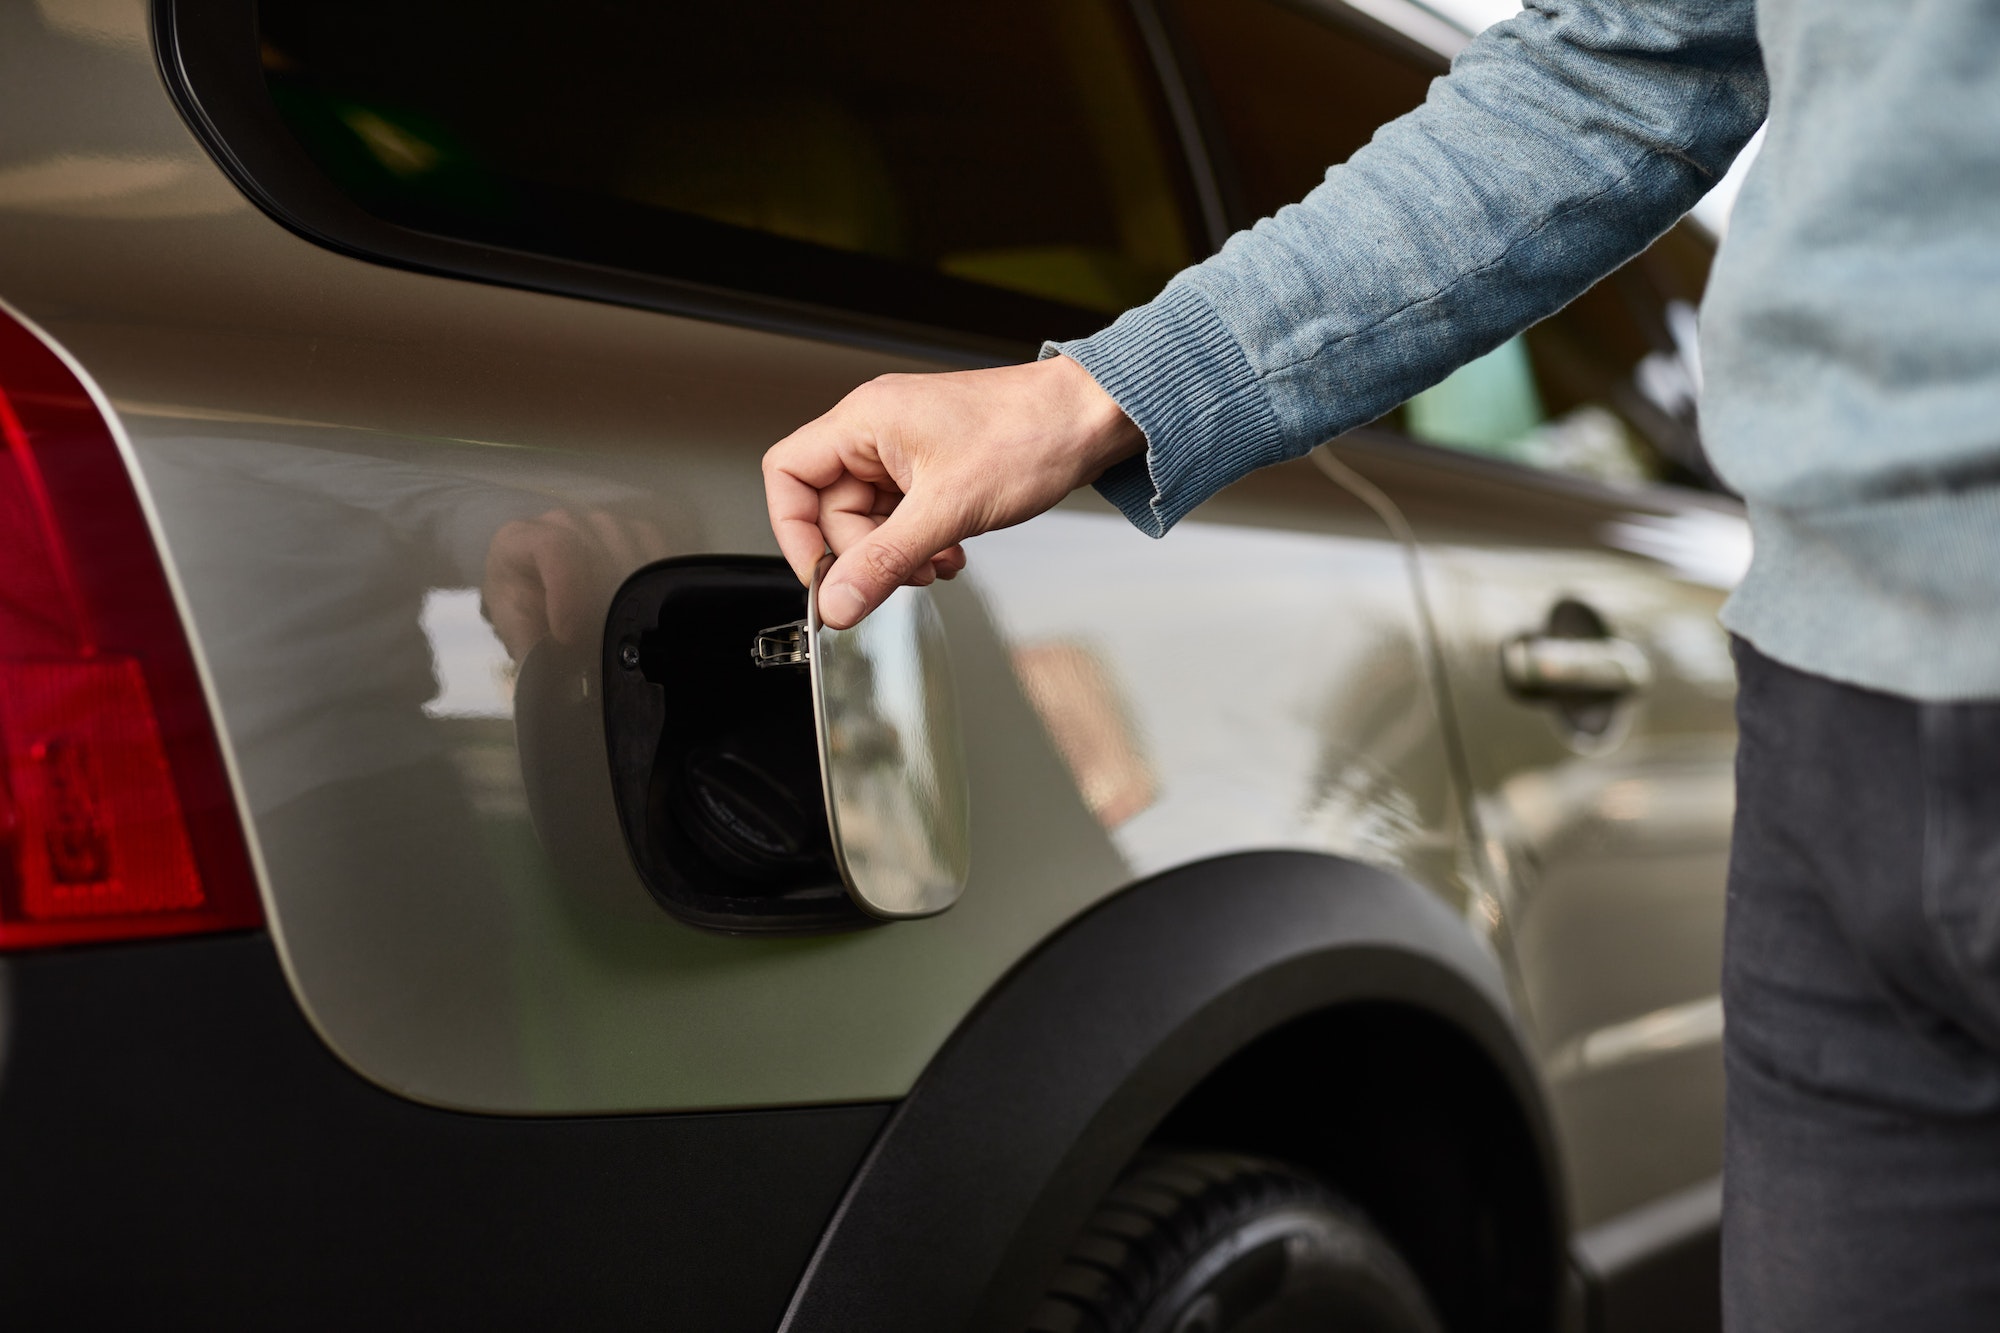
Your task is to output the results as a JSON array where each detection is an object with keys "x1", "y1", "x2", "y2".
[{"x1": 1053, "y1": 0, "x2": 1767, "y2": 535}]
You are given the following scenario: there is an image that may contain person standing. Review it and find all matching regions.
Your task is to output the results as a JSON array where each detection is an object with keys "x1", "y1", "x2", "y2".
[{"x1": 763, "y1": 1, "x2": 2000, "y2": 1326}]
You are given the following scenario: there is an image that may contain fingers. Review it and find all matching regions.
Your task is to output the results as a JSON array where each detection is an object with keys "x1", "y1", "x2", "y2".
[
  {"x1": 764, "y1": 456, "x2": 832, "y2": 586},
  {"x1": 818, "y1": 495, "x2": 964, "y2": 629},
  {"x1": 765, "y1": 360, "x2": 1122, "y2": 620},
  {"x1": 764, "y1": 402, "x2": 892, "y2": 586},
  {"x1": 818, "y1": 473, "x2": 888, "y2": 558},
  {"x1": 870, "y1": 488, "x2": 961, "y2": 578},
  {"x1": 816, "y1": 478, "x2": 950, "y2": 599}
]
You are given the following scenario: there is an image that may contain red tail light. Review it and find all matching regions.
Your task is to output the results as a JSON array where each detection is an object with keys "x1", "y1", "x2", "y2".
[{"x1": 0, "y1": 301, "x2": 261, "y2": 949}]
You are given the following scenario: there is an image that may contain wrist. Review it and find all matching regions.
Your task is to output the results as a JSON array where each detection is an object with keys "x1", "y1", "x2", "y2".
[{"x1": 1043, "y1": 353, "x2": 1144, "y2": 482}]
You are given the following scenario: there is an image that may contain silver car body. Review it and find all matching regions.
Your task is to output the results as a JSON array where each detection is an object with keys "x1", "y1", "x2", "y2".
[{"x1": 0, "y1": 0, "x2": 1740, "y2": 1317}]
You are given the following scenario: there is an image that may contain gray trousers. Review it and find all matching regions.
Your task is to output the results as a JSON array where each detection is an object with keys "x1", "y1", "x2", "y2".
[{"x1": 1724, "y1": 640, "x2": 2000, "y2": 1330}]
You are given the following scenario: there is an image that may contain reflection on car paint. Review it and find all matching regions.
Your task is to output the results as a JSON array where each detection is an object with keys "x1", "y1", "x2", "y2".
[
  {"x1": 1011, "y1": 641, "x2": 1156, "y2": 830},
  {"x1": 1599, "y1": 509, "x2": 1753, "y2": 591},
  {"x1": 419, "y1": 588, "x2": 514, "y2": 720},
  {"x1": 1545, "y1": 994, "x2": 1725, "y2": 1082},
  {"x1": 969, "y1": 508, "x2": 1459, "y2": 888}
]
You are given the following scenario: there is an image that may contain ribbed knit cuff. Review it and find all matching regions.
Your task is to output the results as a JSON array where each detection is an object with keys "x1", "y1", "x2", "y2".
[{"x1": 1041, "y1": 283, "x2": 1288, "y2": 537}]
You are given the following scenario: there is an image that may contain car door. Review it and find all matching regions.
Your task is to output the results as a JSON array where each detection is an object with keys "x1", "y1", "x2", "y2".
[
  {"x1": 1338, "y1": 234, "x2": 1742, "y2": 1235},
  {"x1": 1161, "y1": 0, "x2": 1742, "y2": 1240}
]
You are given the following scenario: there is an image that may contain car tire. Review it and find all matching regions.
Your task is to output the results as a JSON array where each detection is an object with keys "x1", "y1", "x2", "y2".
[{"x1": 1028, "y1": 1150, "x2": 1444, "y2": 1333}]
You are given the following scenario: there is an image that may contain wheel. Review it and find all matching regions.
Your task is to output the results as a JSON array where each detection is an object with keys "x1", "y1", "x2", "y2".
[{"x1": 1029, "y1": 1150, "x2": 1444, "y2": 1333}]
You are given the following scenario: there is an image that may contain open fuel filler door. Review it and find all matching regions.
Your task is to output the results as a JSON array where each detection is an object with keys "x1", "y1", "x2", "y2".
[{"x1": 599, "y1": 554, "x2": 969, "y2": 933}]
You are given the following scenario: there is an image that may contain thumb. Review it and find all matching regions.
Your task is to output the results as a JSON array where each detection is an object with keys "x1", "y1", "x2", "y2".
[{"x1": 818, "y1": 497, "x2": 963, "y2": 629}]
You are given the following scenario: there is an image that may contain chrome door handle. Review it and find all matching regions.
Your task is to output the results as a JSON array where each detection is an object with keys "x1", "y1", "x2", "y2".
[{"x1": 1500, "y1": 634, "x2": 1653, "y2": 700}]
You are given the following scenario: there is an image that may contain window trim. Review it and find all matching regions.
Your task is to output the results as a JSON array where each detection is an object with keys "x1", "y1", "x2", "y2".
[
  {"x1": 151, "y1": 0, "x2": 1208, "y2": 364},
  {"x1": 1129, "y1": 0, "x2": 1233, "y2": 253}
]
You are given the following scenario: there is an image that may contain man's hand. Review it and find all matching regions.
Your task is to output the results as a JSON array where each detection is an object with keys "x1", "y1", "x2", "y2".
[{"x1": 763, "y1": 356, "x2": 1144, "y2": 628}]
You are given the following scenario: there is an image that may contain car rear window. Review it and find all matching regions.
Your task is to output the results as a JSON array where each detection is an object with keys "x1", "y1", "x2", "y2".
[{"x1": 256, "y1": 0, "x2": 1202, "y2": 346}]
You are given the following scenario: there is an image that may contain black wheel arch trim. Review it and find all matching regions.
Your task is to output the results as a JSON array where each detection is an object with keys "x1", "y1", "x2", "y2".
[
  {"x1": 779, "y1": 849, "x2": 1569, "y2": 1333},
  {"x1": 0, "y1": 932, "x2": 889, "y2": 1330}
]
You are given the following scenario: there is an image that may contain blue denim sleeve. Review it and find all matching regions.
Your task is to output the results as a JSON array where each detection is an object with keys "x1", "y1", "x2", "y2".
[{"x1": 1045, "y1": 0, "x2": 1767, "y2": 536}]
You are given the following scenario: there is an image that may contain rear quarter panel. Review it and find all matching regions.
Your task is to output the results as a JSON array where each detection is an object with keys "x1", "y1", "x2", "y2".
[{"x1": 0, "y1": 0, "x2": 1468, "y2": 1114}]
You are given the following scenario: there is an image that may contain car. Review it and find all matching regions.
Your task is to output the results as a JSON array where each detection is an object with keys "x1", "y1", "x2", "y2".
[{"x1": 0, "y1": 0, "x2": 1742, "y2": 1329}]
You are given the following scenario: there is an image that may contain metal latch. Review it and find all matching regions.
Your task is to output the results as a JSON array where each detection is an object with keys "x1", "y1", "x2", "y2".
[{"x1": 751, "y1": 619, "x2": 811, "y2": 668}]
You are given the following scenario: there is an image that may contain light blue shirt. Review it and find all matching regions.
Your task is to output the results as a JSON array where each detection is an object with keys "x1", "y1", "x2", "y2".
[{"x1": 1053, "y1": 0, "x2": 2000, "y2": 702}]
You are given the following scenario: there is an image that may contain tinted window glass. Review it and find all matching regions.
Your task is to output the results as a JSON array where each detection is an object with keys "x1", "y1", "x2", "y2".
[
  {"x1": 1172, "y1": 0, "x2": 1435, "y2": 223},
  {"x1": 260, "y1": 0, "x2": 1199, "y2": 344},
  {"x1": 1173, "y1": 0, "x2": 1717, "y2": 488}
]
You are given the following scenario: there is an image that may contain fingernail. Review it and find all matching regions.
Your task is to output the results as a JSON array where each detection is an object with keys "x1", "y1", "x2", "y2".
[{"x1": 821, "y1": 580, "x2": 866, "y2": 626}]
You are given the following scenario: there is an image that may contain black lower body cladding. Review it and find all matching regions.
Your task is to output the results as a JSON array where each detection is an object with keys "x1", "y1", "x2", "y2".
[{"x1": 0, "y1": 933, "x2": 885, "y2": 1330}]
